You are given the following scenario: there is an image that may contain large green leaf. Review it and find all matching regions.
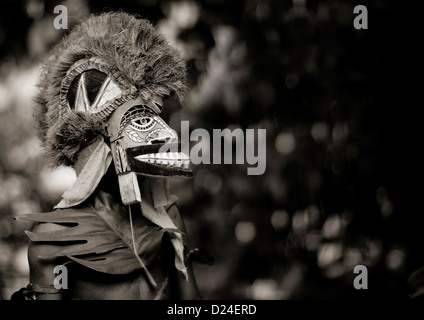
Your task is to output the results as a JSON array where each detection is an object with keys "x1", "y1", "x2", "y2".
[{"x1": 18, "y1": 192, "x2": 182, "y2": 283}]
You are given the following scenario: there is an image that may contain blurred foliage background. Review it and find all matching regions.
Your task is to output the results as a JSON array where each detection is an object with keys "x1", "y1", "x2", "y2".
[{"x1": 0, "y1": 0, "x2": 422, "y2": 300}]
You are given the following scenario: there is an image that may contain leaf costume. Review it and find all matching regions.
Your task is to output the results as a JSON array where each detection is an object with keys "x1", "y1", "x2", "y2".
[{"x1": 12, "y1": 12, "x2": 200, "y2": 300}]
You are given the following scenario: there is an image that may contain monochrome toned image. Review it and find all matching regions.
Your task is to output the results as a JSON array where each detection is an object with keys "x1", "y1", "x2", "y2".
[{"x1": 0, "y1": 0, "x2": 422, "y2": 303}]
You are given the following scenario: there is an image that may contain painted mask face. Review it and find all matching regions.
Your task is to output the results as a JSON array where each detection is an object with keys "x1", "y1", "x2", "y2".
[
  {"x1": 65, "y1": 62, "x2": 192, "y2": 205},
  {"x1": 107, "y1": 97, "x2": 193, "y2": 178}
]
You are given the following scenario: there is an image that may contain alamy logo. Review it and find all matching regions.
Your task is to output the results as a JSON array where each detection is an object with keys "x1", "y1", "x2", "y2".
[
  {"x1": 353, "y1": 5, "x2": 368, "y2": 30},
  {"x1": 53, "y1": 265, "x2": 68, "y2": 289},
  {"x1": 160, "y1": 121, "x2": 267, "y2": 175},
  {"x1": 53, "y1": 5, "x2": 68, "y2": 30},
  {"x1": 353, "y1": 265, "x2": 368, "y2": 290}
]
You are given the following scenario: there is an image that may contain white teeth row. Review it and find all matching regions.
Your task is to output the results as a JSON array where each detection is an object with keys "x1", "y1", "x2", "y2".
[{"x1": 135, "y1": 152, "x2": 190, "y2": 168}]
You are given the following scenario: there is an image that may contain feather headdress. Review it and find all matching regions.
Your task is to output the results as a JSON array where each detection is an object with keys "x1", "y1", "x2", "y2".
[{"x1": 33, "y1": 12, "x2": 188, "y2": 167}]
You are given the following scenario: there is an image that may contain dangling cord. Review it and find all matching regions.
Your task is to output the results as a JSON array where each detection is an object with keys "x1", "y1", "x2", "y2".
[{"x1": 128, "y1": 204, "x2": 157, "y2": 288}]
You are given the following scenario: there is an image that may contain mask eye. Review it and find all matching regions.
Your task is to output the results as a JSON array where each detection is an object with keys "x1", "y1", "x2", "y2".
[
  {"x1": 130, "y1": 117, "x2": 155, "y2": 132},
  {"x1": 67, "y1": 69, "x2": 122, "y2": 112},
  {"x1": 119, "y1": 105, "x2": 156, "y2": 134}
]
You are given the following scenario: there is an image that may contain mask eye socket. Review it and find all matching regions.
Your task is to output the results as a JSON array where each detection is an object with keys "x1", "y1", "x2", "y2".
[
  {"x1": 67, "y1": 69, "x2": 122, "y2": 112},
  {"x1": 130, "y1": 117, "x2": 155, "y2": 132},
  {"x1": 119, "y1": 105, "x2": 156, "y2": 134}
]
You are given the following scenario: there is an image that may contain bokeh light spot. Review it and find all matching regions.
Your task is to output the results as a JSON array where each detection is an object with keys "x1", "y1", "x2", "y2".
[
  {"x1": 318, "y1": 243, "x2": 343, "y2": 268},
  {"x1": 271, "y1": 210, "x2": 289, "y2": 230},
  {"x1": 250, "y1": 279, "x2": 279, "y2": 300},
  {"x1": 292, "y1": 210, "x2": 308, "y2": 234},
  {"x1": 204, "y1": 173, "x2": 223, "y2": 194},
  {"x1": 275, "y1": 132, "x2": 296, "y2": 155},
  {"x1": 322, "y1": 215, "x2": 342, "y2": 239},
  {"x1": 386, "y1": 249, "x2": 405, "y2": 271},
  {"x1": 12, "y1": 245, "x2": 29, "y2": 275},
  {"x1": 376, "y1": 186, "x2": 394, "y2": 218},
  {"x1": 235, "y1": 221, "x2": 256, "y2": 243},
  {"x1": 285, "y1": 72, "x2": 299, "y2": 90},
  {"x1": 332, "y1": 122, "x2": 349, "y2": 145},
  {"x1": 311, "y1": 122, "x2": 329, "y2": 142},
  {"x1": 39, "y1": 166, "x2": 76, "y2": 201}
]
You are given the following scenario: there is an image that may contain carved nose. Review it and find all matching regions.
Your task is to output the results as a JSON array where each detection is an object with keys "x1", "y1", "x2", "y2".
[
  {"x1": 149, "y1": 128, "x2": 178, "y2": 144},
  {"x1": 151, "y1": 135, "x2": 175, "y2": 144}
]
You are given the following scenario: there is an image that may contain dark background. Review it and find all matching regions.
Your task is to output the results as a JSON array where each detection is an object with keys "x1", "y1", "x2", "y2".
[{"x1": 0, "y1": 0, "x2": 422, "y2": 299}]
